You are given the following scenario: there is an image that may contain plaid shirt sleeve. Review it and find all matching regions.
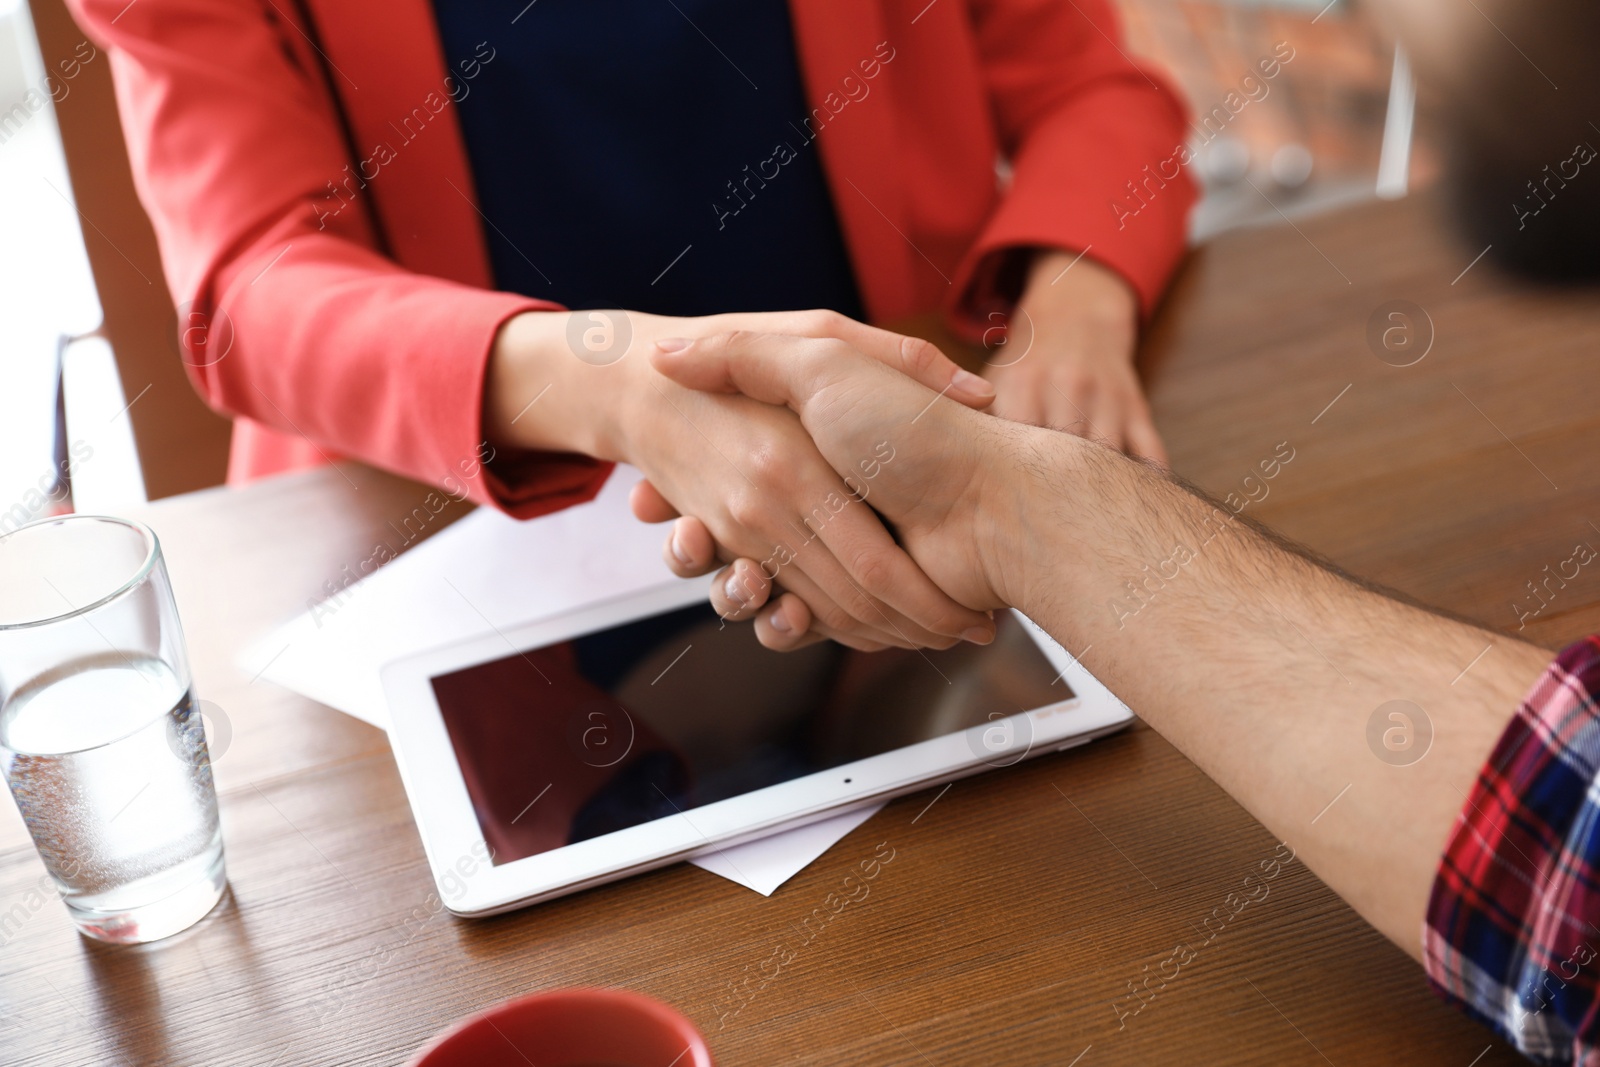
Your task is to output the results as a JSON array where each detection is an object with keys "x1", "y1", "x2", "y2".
[{"x1": 1425, "y1": 635, "x2": 1600, "y2": 1064}]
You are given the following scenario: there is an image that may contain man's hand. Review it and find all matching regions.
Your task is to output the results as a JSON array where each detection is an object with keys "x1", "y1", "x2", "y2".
[{"x1": 984, "y1": 252, "x2": 1166, "y2": 465}]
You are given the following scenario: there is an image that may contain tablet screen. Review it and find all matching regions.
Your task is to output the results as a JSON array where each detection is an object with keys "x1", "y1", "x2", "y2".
[{"x1": 429, "y1": 604, "x2": 1070, "y2": 866}]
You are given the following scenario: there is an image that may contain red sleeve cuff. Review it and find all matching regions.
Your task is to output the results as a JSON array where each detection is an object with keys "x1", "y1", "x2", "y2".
[
  {"x1": 480, "y1": 449, "x2": 616, "y2": 520},
  {"x1": 455, "y1": 300, "x2": 615, "y2": 520}
]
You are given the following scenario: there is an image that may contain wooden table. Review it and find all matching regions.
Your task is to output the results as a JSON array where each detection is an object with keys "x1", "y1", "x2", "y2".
[{"x1": 5, "y1": 193, "x2": 1599, "y2": 1066}]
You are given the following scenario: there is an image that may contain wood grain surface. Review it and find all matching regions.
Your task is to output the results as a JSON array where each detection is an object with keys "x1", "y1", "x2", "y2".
[{"x1": 3, "y1": 193, "x2": 1597, "y2": 1066}]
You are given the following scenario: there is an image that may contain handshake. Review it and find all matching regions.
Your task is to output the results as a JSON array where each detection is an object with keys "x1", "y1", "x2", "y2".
[
  {"x1": 491, "y1": 269, "x2": 1158, "y2": 656},
  {"x1": 628, "y1": 324, "x2": 1063, "y2": 653}
]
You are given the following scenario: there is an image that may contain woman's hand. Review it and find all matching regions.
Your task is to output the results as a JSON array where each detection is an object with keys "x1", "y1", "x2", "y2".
[
  {"x1": 484, "y1": 308, "x2": 1000, "y2": 651},
  {"x1": 983, "y1": 252, "x2": 1166, "y2": 466}
]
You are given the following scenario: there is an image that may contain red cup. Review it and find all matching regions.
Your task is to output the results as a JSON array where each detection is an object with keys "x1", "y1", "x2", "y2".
[{"x1": 407, "y1": 987, "x2": 714, "y2": 1067}]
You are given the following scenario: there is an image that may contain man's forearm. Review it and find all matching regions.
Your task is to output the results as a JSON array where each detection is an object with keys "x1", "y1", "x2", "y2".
[{"x1": 1002, "y1": 434, "x2": 1554, "y2": 955}]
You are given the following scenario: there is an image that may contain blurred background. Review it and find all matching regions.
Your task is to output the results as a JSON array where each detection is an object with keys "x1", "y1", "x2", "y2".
[{"x1": 0, "y1": 0, "x2": 1422, "y2": 520}]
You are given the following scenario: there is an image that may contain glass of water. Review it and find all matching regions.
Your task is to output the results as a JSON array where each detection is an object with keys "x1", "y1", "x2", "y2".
[{"x1": 0, "y1": 515, "x2": 225, "y2": 943}]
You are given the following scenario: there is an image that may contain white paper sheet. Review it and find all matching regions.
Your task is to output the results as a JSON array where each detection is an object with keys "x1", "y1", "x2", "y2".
[
  {"x1": 688, "y1": 803, "x2": 886, "y2": 895},
  {"x1": 242, "y1": 467, "x2": 671, "y2": 728},
  {"x1": 240, "y1": 465, "x2": 880, "y2": 894}
]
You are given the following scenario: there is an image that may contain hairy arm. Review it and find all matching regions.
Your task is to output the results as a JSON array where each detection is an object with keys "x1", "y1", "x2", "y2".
[{"x1": 1005, "y1": 438, "x2": 1552, "y2": 955}]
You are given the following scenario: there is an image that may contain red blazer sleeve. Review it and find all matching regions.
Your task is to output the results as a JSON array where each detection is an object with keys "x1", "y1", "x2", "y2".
[
  {"x1": 68, "y1": 0, "x2": 612, "y2": 517},
  {"x1": 949, "y1": 0, "x2": 1196, "y2": 328}
]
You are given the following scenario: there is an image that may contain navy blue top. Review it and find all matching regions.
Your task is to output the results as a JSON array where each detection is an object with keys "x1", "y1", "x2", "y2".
[{"x1": 431, "y1": 0, "x2": 865, "y2": 319}]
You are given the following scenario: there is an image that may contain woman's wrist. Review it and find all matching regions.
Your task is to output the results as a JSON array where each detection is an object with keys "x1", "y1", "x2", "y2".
[
  {"x1": 1019, "y1": 250, "x2": 1140, "y2": 339},
  {"x1": 484, "y1": 310, "x2": 637, "y2": 462}
]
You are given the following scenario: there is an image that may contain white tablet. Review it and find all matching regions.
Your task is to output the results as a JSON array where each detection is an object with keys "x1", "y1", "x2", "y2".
[{"x1": 379, "y1": 579, "x2": 1132, "y2": 916}]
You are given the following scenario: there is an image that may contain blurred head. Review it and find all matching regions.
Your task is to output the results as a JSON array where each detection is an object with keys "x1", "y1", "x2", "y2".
[{"x1": 1383, "y1": 0, "x2": 1600, "y2": 278}]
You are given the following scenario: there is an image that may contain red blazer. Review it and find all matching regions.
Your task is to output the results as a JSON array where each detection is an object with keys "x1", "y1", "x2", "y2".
[{"x1": 72, "y1": 0, "x2": 1194, "y2": 518}]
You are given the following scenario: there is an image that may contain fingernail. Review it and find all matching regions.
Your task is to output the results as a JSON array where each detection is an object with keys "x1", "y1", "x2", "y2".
[
  {"x1": 656, "y1": 338, "x2": 693, "y2": 354},
  {"x1": 670, "y1": 530, "x2": 691, "y2": 565},
  {"x1": 962, "y1": 626, "x2": 994, "y2": 645},
  {"x1": 724, "y1": 573, "x2": 746, "y2": 605},
  {"x1": 769, "y1": 607, "x2": 792, "y2": 634},
  {"x1": 953, "y1": 369, "x2": 994, "y2": 397}
]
